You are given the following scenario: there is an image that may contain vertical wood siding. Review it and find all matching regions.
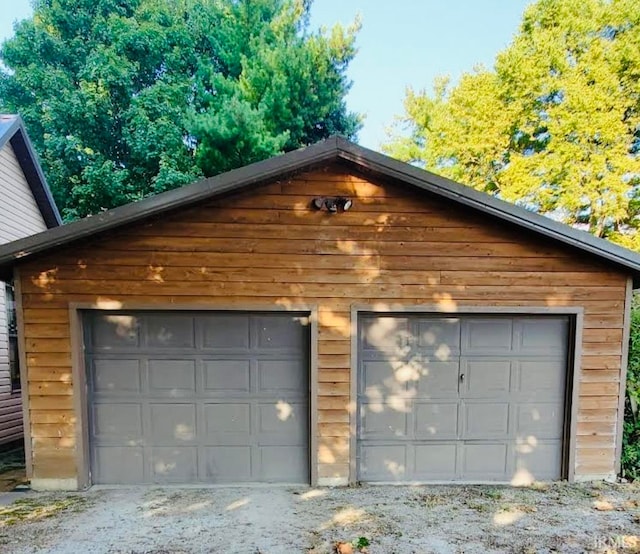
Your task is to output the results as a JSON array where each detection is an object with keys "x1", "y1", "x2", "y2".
[
  {"x1": 0, "y1": 142, "x2": 47, "y2": 444},
  {"x1": 17, "y1": 164, "x2": 630, "y2": 482}
]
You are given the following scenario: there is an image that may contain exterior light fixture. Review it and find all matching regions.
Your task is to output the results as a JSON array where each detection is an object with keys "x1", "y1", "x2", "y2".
[
  {"x1": 339, "y1": 197, "x2": 353, "y2": 211},
  {"x1": 311, "y1": 197, "x2": 353, "y2": 213},
  {"x1": 325, "y1": 198, "x2": 338, "y2": 213}
]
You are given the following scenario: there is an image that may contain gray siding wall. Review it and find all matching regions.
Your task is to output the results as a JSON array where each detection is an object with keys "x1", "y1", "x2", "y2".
[
  {"x1": 0, "y1": 143, "x2": 47, "y2": 241},
  {"x1": 0, "y1": 288, "x2": 8, "y2": 396},
  {"x1": 0, "y1": 142, "x2": 48, "y2": 444}
]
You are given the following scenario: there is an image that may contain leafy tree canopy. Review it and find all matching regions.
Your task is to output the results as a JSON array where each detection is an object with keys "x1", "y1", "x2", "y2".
[
  {"x1": 0, "y1": 0, "x2": 361, "y2": 219},
  {"x1": 384, "y1": 0, "x2": 640, "y2": 248}
]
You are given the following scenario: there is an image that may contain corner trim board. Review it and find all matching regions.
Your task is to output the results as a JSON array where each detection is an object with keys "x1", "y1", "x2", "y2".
[
  {"x1": 309, "y1": 307, "x2": 319, "y2": 487},
  {"x1": 566, "y1": 309, "x2": 584, "y2": 482},
  {"x1": 69, "y1": 306, "x2": 91, "y2": 489},
  {"x1": 14, "y1": 268, "x2": 32, "y2": 479},
  {"x1": 614, "y1": 276, "x2": 633, "y2": 474},
  {"x1": 349, "y1": 305, "x2": 359, "y2": 484}
]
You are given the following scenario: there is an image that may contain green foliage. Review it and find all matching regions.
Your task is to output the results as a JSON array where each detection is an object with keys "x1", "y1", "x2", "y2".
[
  {"x1": 0, "y1": 0, "x2": 361, "y2": 219},
  {"x1": 384, "y1": 0, "x2": 640, "y2": 245},
  {"x1": 353, "y1": 537, "x2": 370, "y2": 549},
  {"x1": 384, "y1": 0, "x2": 640, "y2": 479},
  {"x1": 623, "y1": 301, "x2": 640, "y2": 480}
]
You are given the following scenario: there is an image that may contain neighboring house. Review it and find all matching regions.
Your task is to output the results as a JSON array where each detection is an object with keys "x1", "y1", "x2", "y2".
[
  {"x1": 0, "y1": 115, "x2": 61, "y2": 448},
  {"x1": 0, "y1": 136, "x2": 637, "y2": 490}
]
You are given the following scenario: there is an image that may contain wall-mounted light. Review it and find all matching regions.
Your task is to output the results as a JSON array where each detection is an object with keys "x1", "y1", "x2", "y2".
[{"x1": 311, "y1": 196, "x2": 353, "y2": 213}]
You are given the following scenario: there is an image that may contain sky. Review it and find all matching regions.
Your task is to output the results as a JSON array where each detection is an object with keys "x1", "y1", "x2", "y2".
[{"x1": 0, "y1": 0, "x2": 533, "y2": 149}]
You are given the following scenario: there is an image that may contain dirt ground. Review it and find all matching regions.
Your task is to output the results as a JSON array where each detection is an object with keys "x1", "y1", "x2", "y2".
[{"x1": 0, "y1": 482, "x2": 638, "y2": 554}]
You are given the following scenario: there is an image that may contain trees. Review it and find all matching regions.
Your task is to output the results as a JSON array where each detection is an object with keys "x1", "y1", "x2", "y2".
[
  {"x1": 384, "y1": 0, "x2": 640, "y2": 247},
  {"x1": 0, "y1": 0, "x2": 360, "y2": 219}
]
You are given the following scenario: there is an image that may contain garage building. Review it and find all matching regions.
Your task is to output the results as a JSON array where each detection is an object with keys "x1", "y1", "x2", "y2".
[{"x1": 0, "y1": 137, "x2": 637, "y2": 489}]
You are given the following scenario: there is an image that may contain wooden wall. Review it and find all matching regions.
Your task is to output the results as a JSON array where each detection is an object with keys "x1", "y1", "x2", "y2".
[{"x1": 16, "y1": 164, "x2": 630, "y2": 483}]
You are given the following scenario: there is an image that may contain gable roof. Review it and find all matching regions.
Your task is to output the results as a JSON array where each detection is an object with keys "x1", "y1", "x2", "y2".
[
  {"x1": 0, "y1": 135, "x2": 639, "y2": 285},
  {"x1": 0, "y1": 114, "x2": 62, "y2": 229}
]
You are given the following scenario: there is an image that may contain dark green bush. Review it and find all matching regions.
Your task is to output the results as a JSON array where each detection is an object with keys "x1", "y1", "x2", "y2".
[{"x1": 622, "y1": 303, "x2": 640, "y2": 480}]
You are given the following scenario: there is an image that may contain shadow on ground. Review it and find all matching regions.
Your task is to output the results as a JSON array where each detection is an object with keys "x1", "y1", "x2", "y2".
[{"x1": 0, "y1": 444, "x2": 26, "y2": 493}]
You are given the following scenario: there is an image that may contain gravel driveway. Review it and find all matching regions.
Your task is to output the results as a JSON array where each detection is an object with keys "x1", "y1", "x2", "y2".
[{"x1": 0, "y1": 482, "x2": 638, "y2": 553}]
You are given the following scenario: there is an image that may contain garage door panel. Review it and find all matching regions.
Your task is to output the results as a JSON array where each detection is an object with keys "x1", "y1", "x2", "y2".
[
  {"x1": 513, "y1": 440, "x2": 562, "y2": 480},
  {"x1": 146, "y1": 315, "x2": 195, "y2": 348},
  {"x1": 360, "y1": 316, "x2": 411, "y2": 357},
  {"x1": 362, "y1": 361, "x2": 406, "y2": 395},
  {"x1": 414, "y1": 443, "x2": 457, "y2": 480},
  {"x1": 260, "y1": 446, "x2": 308, "y2": 481},
  {"x1": 416, "y1": 361, "x2": 459, "y2": 398},
  {"x1": 461, "y1": 359, "x2": 512, "y2": 398},
  {"x1": 203, "y1": 446, "x2": 252, "y2": 482},
  {"x1": 462, "y1": 402, "x2": 510, "y2": 439},
  {"x1": 203, "y1": 360, "x2": 251, "y2": 393},
  {"x1": 360, "y1": 405, "x2": 408, "y2": 439},
  {"x1": 396, "y1": 361, "x2": 423, "y2": 396},
  {"x1": 93, "y1": 446, "x2": 144, "y2": 483},
  {"x1": 462, "y1": 443, "x2": 509, "y2": 478},
  {"x1": 148, "y1": 359, "x2": 196, "y2": 392},
  {"x1": 518, "y1": 319, "x2": 568, "y2": 354},
  {"x1": 462, "y1": 319, "x2": 513, "y2": 354},
  {"x1": 201, "y1": 315, "x2": 250, "y2": 349},
  {"x1": 150, "y1": 447, "x2": 198, "y2": 483},
  {"x1": 416, "y1": 318, "x2": 460, "y2": 358},
  {"x1": 359, "y1": 444, "x2": 407, "y2": 481},
  {"x1": 258, "y1": 402, "x2": 308, "y2": 444},
  {"x1": 92, "y1": 403, "x2": 143, "y2": 442},
  {"x1": 516, "y1": 360, "x2": 565, "y2": 399},
  {"x1": 92, "y1": 359, "x2": 141, "y2": 393},
  {"x1": 414, "y1": 402, "x2": 458, "y2": 439},
  {"x1": 149, "y1": 403, "x2": 197, "y2": 443},
  {"x1": 204, "y1": 403, "x2": 251, "y2": 443},
  {"x1": 258, "y1": 359, "x2": 306, "y2": 391},
  {"x1": 256, "y1": 316, "x2": 305, "y2": 350},
  {"x1": 515, "y1": 403, "x2": 564, "y2": 439},
  {"x1": 91, "y1": 315, "x2": 140, "y2": 348}
]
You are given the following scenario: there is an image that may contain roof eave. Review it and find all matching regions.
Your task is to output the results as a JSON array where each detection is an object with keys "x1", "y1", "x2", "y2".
[{"x1": 9, "y1": 131, "x2": 62, "y2": 228}]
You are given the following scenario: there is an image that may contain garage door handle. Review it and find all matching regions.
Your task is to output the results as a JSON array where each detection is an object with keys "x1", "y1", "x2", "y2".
[{"x1": 459, "y1": 373, "x2": 465, "y2": 383}]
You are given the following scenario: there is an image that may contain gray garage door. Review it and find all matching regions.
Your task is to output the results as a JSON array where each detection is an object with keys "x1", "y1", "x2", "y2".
[
  {"x1": 358, "y1": 315, "x2": 569, "y2": 483},
  {"x1": 85, "y1": 311, "x2": 309, "y2": 484}
]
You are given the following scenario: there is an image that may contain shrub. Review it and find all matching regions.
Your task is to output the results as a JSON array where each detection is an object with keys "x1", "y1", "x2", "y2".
[{"x1": 622, "y1": 303, "x2": 640, "y2": 480}]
